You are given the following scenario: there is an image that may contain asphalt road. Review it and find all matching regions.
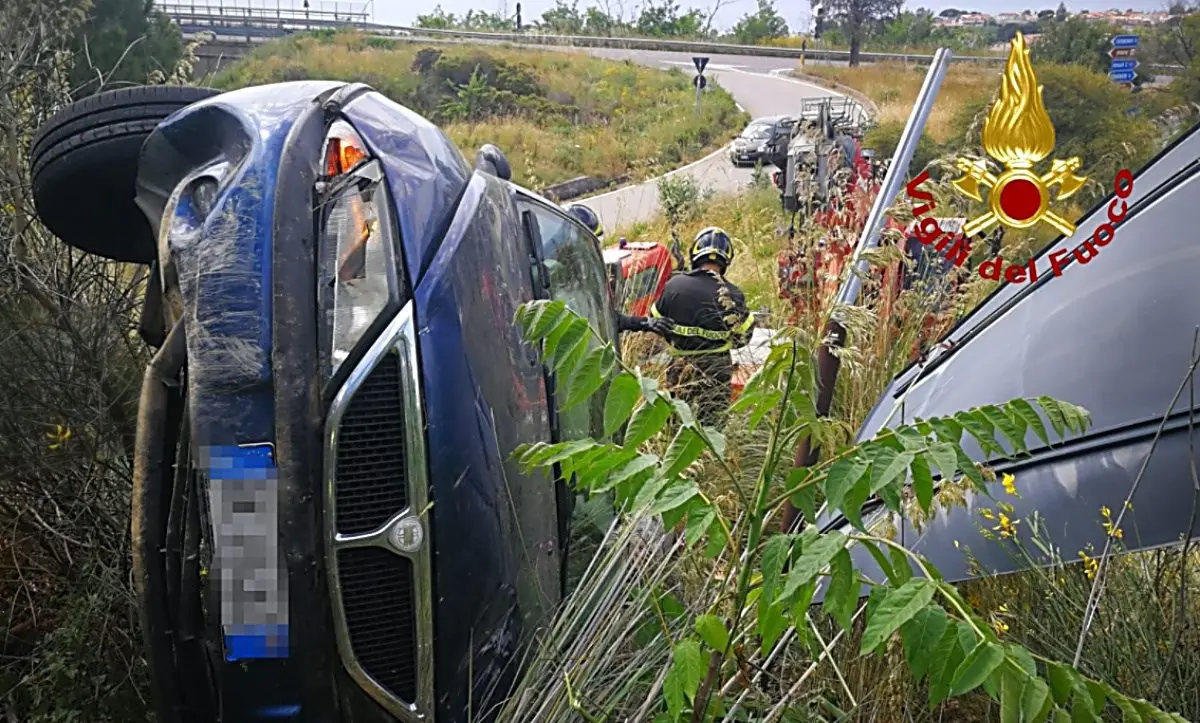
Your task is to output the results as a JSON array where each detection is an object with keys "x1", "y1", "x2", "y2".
[{"x1": 575, "y1": 51, "x2": 847, "y2": 231}]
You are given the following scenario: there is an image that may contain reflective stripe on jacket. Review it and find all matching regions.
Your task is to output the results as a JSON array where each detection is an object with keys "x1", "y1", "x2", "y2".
[{"x1": 650, "y1": 269, "x2": 754, "y2": 356}]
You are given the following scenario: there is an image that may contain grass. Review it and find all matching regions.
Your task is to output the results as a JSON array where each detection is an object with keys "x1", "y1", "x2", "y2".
[
  {"x1": 211, "y1": 31, "x2": 748, "y2": 191},
  {"x1": 801, "y1": 61, "x2": 1000, "y2": 144}
]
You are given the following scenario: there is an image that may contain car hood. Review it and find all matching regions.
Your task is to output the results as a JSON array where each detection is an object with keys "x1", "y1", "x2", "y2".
[{"x1": 822, "y1": 124, "x2": 1200, "y2": 587}]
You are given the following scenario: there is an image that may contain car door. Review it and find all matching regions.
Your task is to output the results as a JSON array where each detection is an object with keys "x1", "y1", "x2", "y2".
[{"x1": 516, "y1": 194, "x2": 618, "y2": 443}]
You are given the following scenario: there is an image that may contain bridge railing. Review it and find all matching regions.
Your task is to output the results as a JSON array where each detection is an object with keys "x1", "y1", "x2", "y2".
[{"x1": 167, "y1": 8, "x2": 1185, "y2": 75}]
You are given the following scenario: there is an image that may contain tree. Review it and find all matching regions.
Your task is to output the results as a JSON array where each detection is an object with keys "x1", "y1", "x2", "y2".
[
  {"x1": 462, "y1": 9, "x2": 516, "y2": 30},
  {"x1": 1055, "y1": 1, "x2": 1068, "y2": 21},
  {"x1": 825, "y1": 0, "x2": 905, "y2": 65},
  {"x1": 1031, "y1": 14, "x2": 1114, "y2": 74},
  {"x1": 69, "y1": 0, "x2": 183, "y2": 96},
  {"x1": 877, "y1": 9, "x2": 935, "y2": 48},
  {"x1": 584, "y1": 7, "x2": 624, "y2": 35},
  {"x1": 540, "y1": 0, "x2": 585, "y2": 34},
  {"x1": 938, "y1": 8, "x2": 964, "y2": 17},
  {"x1": 731, "y1": 0, "x2": 789, "y2": 44},
  {"x1": 414, "y1": 4, "x2": 458, "y2": 28},
  {"x1": 635, "y1": 0, "x2": 707, "y2": 37},
  {"x1": 1038, "y1": 9, "x2": 1055, "y2": 20}
]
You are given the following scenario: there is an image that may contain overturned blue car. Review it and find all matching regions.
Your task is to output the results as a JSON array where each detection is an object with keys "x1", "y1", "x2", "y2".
[{"x1": 30, "y1": 81, "x2": 620, "y2": 723}]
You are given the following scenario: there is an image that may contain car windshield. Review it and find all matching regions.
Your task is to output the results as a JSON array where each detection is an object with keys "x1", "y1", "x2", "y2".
[{"x1": 741, "y1": 123, "x2": 772, "y2": 140}]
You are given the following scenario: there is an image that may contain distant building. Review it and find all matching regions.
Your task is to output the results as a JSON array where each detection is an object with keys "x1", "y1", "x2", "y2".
[{"x1": 933, "y1": 8, "x2": 1173, "y2": 30}]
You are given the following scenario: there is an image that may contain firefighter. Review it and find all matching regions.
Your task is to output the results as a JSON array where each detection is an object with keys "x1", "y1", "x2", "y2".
[
  {"x1": 649, "y1": 227, "x2": 754, "y2": 427},
  {"x1": 566, "y1": 203, "x2": 605, "y2": 239}
]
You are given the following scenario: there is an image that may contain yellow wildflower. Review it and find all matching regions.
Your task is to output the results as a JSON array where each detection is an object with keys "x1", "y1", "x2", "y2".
[
  {"x1": 993, "y1": 513, "x2": 1019, "y2": 539},
  {"x1": 46, "y1": 424, "x2": 71, "y2": 450},
  {"x1": 1100, "y1": 505, "x2": 1112, "y2": 519},
  {"x1": 1001, "y1": 473, "x2": 1017, "y2": 496},
  {"x1": 979, "y1": 508, "x2": 995, "y2": 521},
  {"x1": 991, "y1": 618, "x2": 1010, "y2": 636},
  {"x1": 1078, "y1": 551, "x2": 1099, "y2": 580}
]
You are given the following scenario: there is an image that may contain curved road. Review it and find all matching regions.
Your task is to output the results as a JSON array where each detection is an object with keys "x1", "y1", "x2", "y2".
[{"x1": 577, "y1": 51, "x2": 847, "y2": 231}]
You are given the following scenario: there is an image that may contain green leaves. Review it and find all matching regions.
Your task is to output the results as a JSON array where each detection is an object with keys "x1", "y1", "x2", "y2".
[
  {"x1": 949, "y1": 639, "x2": 1005, "y2": 696},
  {"x1": 1022, "y1": 678, "x2": 1052, "y2": 723},
  {"x1": 823, "y1": 548, "x2": 857, "y2": 630},
  {"x1": 626, "y1": 398, "x2": 673, "y2": 448},
  {"x1": 603, "y1": 372, "x2": 640, "y2": 437},
  {"x1": 695, "y1": 614, "x2": 729, "y2": 652},
  {"x1": 928, "y1": 623, "x2": 968, "y2": 707},
  {"x1": 860, "y1": 578, "x2": 936, "y2": 654},
  {"x1": 901, "y1": 606, "x2": 948, "y2": 681},
  {"x1": 823, "y1": 455, "x2": 869, "y2": 516},
  {"x1": 563, "y1": 346, "x2": 615, "y2": 410},
  {"x1": 663, "y1": 638, "x2": 705, "y2": 719},
  {"x1": 779, "y1": 531, "x2": 847, "y2": 605},
  {"x1": 662, "y1": 426, "x2": 706, "y2": 479}
]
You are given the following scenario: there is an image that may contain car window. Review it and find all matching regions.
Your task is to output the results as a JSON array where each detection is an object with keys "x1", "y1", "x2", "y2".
[
  {"x1": 743, "y1": 123, "x2": 772, "y2": 139},
  {"x1": 520, "y1": 200, "x2": 617, "y2": 441}
]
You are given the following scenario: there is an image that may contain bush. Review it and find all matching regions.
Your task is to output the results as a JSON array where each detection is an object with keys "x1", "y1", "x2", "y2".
[
  {"x1": 1030, "y1": 16, "x2": 1116, "y2": 77},
  {"x1": 864, "y1": 120, "x2": 941, "y2": 174}
]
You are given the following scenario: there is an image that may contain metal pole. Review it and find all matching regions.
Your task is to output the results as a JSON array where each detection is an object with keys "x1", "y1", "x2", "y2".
[
  {"x1": 834, "y1": 47, "x2": 953, "y2": 310},
  {"x1": 779, "y1": 47, "x2": 953, "y2": 535},
  {"x1": 695, "y1": 78, "x2": 702, "y2": 116}
]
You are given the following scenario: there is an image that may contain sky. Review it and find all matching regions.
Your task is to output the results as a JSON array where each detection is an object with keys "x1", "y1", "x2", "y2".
[{"x1": 364, "y1": 0, "x2": 1174, "y2": 32}]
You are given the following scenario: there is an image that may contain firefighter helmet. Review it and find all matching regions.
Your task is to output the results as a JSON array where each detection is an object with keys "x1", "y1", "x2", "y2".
[
  {"x1": 566, "y1": 203, "x2": 604, "y2": 239},
  {"x1": 689, "y1": 227, "x2": 734, "y2": 270}
]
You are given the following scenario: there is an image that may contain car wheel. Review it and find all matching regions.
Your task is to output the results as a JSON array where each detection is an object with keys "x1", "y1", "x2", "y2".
[{"x1": 30, "y1": 85, "x2": 221, "y2": 264}]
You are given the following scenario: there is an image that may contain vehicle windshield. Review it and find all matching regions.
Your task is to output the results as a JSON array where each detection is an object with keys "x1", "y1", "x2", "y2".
[{"x1": 741, "y1": 123, "x2": 773, "y2": 140}]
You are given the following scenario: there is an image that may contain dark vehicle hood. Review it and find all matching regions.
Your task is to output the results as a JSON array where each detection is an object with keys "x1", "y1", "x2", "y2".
[{"x1": 825, "y1": 123, "x2": 1200, "y2": 585}]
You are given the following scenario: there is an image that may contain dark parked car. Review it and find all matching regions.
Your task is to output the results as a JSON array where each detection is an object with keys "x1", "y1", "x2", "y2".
[
  {"x1": 818, "y1": 122, "x2": 1200, "y2": 588},
  {"x1": 729, "y1": 115, "x2": 792, "y2": 166},
  {"x1": 29, "y1": 81, "x2": 620, "y2": 723}
]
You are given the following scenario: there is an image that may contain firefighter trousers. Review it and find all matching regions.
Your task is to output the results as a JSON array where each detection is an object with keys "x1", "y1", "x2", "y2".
[{"x1": 666, "y1": 352, "x2": 734, "y2": 428}]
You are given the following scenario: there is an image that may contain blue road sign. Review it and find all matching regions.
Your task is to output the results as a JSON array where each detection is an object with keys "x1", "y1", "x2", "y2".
[
  {"x1": 1111, "y1": 34, "x2": 1140, "y2": 49},
  {"x1": 693, "y1": 56, "x2": 710, "y2": 74},
  {"x1": 1109, "y1": 69, "x2": 1137, "y2": 83},
  {"x1": 1110, "y1": 58, "x2": 1139, "y2": 72},
  {"x1": 693, "y1": 74, "x2": 708, "y2": 90}
]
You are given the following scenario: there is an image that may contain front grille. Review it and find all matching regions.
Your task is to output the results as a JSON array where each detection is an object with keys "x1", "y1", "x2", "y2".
[
  {"x1": 337, "y1": 547, "x2": 418, "y2": 702},
  {"x1": 334, "y1": 353, "x2": 408, "y2": 535}
]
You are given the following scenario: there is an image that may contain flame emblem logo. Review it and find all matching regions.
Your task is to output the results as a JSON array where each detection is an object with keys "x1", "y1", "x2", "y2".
[{"x1": 952, "y1": 32, "x2": 1088, "y2": 237}]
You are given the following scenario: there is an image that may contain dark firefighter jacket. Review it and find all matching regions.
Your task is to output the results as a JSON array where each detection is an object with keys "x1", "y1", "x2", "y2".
[{"x1": 650, "y1": 269, "x2": 754, "y2": 356}]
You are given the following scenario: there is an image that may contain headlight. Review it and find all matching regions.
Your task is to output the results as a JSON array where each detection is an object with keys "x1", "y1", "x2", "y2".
[{"x1": 318, "y1": 120, "x2": 402, "y2": 377}]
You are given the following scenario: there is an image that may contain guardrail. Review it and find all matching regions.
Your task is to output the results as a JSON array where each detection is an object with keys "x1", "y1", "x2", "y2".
[{"x1": 167, "y1": 8, "x2": 1184, "y2": 75}]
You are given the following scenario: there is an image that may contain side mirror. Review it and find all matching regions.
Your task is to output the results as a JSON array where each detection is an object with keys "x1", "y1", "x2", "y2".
[{"x1": 475, "y1": 144, "x2": 512, "y2": 181}]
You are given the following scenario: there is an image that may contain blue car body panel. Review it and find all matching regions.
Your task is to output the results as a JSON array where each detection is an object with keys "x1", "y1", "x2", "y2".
[
  {"x1": 137, "y1": 80, "x2": 564, "y2": 721},
  {"x1": 403, "y1": 172, "x2": 558, "y2": 717},
  {"x1": 344, "y1": 91, "x2": 473, "y2": 289}
]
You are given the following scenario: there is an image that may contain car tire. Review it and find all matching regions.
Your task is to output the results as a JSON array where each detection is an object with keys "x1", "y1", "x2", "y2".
[{"x1": 30, "y1": 85, "x2": 221, "y2": 264}]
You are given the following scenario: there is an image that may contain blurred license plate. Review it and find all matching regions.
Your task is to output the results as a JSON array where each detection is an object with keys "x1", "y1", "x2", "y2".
[{"x1": 204, "y1": 443, "x2": 289, "y2": 660}]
